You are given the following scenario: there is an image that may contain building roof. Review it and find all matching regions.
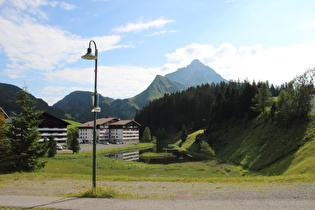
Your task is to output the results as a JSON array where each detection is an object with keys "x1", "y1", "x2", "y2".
[
  {"x1": 110, "y1": 120, "x2": 141, "y2": 126},
  {"x1": 0, "y1": 107, "x2": 10, "y2": 119},
  {"x1": 77, "y1": 117, "x2": 119, "y2": 128},
  {"x1": 38, "y1": 112, "x2": 70, "y2": 128}
]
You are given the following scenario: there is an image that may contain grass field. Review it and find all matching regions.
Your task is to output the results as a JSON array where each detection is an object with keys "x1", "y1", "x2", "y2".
[
  {"x1": 1, "y1": 141, "x2": 314, "y2": 184},
  {"x1": 1, "y1": 115, "x2": 315, "y2": 200},
  {"x1": 0, "y1": 140, "x2": 314, "y2": 199}
]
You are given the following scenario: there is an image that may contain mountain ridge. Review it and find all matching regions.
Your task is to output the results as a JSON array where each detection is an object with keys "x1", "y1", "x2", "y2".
[
  {"x1": 165, "y1": 59, "x2": 227, "y2": 87},
  {"x1": 128, "y1": 75, "x2": 186, "y2": 108},
  {"x1": 1, "y1": 60, "x2": 227, "y2": 122},
  {"x1": 0, "y1": 83, "x2": 64, "y2": 118}
]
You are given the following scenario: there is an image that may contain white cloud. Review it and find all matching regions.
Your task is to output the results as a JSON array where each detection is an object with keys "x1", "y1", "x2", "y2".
[
  {"x1": 0, "y1": 0, "x2": 128, "y2": 79},
  {"x1": 164, "y1": 42, "x2": 315, "y2": 85},
  {"x1": 0, "y1": 15, "x2": 125, "y2": 78},
  {"x1": 113, "y1": 18, "x2": 174, "y2": 33},
  {"x1": 146, "y1": 30, "x2": 176, "y2": 36},
  {"x1": 39, "y1": 85, "x2": 82, "y2": 105},
  {"x1": 43, "y1": 65, "x2": 160, "y2": 100},
  {"x1": 1, "y1": 0, "x2": 58, "y2": 20},
  {"x1": 44, "y1": 67, "x2": 94, "y2": 84},
  {"x1": 60, "y1": 1, "x2": 75, "y2": 10},
  {"x1": 98, "y1": 65, "x2": 160, "y2": 98},
  {"x1": 30, "y1": 41, "x2": 315, "y2": 105}
]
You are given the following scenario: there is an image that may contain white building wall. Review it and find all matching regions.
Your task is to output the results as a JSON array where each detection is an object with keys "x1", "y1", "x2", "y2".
[
  {"x1": 110, "y1": 129, "x2": 123, "y2": 142},
  {"x1": 108, "y1": 151, "x2": 139, "y2": 161},
  {"x1": 109, "y1": 128, "x2": 139, "y2": 143},
  {"x1": 78, "y1": 122, "x2": 140, "y2": 144},
  {"x1": 78, "y1": 128, "x2": 94, "y2": 143},
  {"x1": 122, "y1": 129, "x2": 139, "y2": 143},
  {"x1": 38, "y1": 127, "x2": 67, "y2": 145}
]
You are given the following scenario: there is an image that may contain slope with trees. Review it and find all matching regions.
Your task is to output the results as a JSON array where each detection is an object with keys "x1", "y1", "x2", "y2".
[
  {"x1": 135, "y1": 69, "x2": 315, "y2": 175},
  {"x1": 0, "y1": 83, "x2": 64, "y2": 119},
  {"x1": 135, "y1": 80, "x2": 261, "y2": 136}
]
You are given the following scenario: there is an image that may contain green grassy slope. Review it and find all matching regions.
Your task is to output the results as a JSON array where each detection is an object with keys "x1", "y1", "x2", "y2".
[
  {"x1": 129, "y1": 75, "x2": 183, "y2": 108},
  {"x1": 64, "y1": 119, "x2": 81, "y2": 129},
  {"x1": 213, "y1": 114, "x2": 315, "y2": 175}
]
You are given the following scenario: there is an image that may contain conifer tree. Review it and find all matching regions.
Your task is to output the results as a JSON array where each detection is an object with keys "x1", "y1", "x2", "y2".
[
  {"x1": 47, "y1": 135, "x2": 57, "y2": 157},
  {"x1": 251, "y1": 83, "x2": 272, "y2": 114},
  {"x1": 7, "y1": 89, "x2": 47, "y2": 171},
  {"x1": 290, "y1": 68, "x2": 315, "y2": 119},
  {"x1": 0, "y1": 112, "x2": 12, "y2": 171},
  {"x1": 69, "y1": 132, "x2": 80, "y2": 154},
  {"x1": 142, "y1": 126, "x2": 151, "y2": 142},
  {"x1": 180, "y1": 125, "x2": 188, "y2": 142}
]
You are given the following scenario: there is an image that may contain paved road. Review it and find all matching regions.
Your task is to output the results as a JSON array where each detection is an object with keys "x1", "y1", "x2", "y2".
[{"x1": 1, "y1": 195, "x2": 314, "y2": 210}]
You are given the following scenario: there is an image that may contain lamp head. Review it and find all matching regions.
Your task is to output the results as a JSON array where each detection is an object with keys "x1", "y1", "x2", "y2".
[{"x1": 81, "y1": 47, "x2": 97, "y2": 60}]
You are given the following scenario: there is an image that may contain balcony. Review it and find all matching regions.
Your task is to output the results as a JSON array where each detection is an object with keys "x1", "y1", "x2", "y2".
[{"x1": 38, "y1": 128, "x2": 67, "y2": 131}]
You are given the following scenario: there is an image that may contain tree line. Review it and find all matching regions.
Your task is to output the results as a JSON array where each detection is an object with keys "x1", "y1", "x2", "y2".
[{"x1": 135, "y1": 69, "x2": 315, "y2": 144}]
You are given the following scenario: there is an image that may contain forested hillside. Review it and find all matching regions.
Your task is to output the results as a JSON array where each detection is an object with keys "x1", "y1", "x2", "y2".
[
  {"x1": 0, "y1": 83, "x2": 63, "y2": 118},
  {"x1": 1, "y1": 60, "x2": 229, "y2": 122},
  {"x1": 53, "y1": 91, "x2": 137, "y2": 122},
  {"x1": 135, "y1": 80, "x2": 275, "y2": 135},
  {"x1": 135, "y1": 69, "x2": 315, "y2": 174}
]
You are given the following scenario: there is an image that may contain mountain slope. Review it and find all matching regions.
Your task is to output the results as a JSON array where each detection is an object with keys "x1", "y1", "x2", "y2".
[
  {"x1": 1, "y1": 60, "x2": 228, "y2": 122},
  {"x1": 52, "y1": 91, "x2": 137, "y2": 122},
  {"x1": 0, "y1": 83, "x2": 63, "y2": 118},
  {"x1": 212, "y1": 116, "x2": 315, "y2": 175},
  {"x1": 49, "y1": 60, "x2": 229, "y2": 122},
  {"x1": 165, "y1": 59, "x2": 227, "y2": 87},
  {"x1": 129, "y1": 75, "x2": 186, "y2": 108}
]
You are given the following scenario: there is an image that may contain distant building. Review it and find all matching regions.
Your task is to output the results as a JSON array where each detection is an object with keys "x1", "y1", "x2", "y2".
[
  {"x1": 77, "y1": 117, "x2": 140, "y2": 144},
  {"x1": 38, "y1": 112, "x2": 70, "y2": 145},
  {"x1": 77, "y1": 117, "x2": 119, "y2": 143},
  {"x1": 107, "y1": 151, "x2": 139, "y2": 161}
]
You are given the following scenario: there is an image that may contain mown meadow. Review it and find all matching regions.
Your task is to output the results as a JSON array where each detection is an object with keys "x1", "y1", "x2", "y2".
[{"x1": 32, "y1": 142, "x2": 253, "y2": 182}]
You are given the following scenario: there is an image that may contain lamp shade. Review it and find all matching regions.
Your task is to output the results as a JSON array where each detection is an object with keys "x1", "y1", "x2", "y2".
[{"x1": 81, "y1": 47, "x2": 96, "y2": 60}]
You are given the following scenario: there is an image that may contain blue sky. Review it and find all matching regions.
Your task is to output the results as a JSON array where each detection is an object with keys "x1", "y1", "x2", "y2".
[{"x1": 1, "y1": 0, "x2": 315, "y2": 105}]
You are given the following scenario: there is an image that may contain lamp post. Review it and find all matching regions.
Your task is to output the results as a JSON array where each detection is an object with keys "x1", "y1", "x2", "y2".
[{"x1": 81, "y1": 40, "x2": 100, "y2": 189}]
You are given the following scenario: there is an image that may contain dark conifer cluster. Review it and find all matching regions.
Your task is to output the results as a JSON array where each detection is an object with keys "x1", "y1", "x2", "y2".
[{"x1": 135, "y1": 69, "x2": 314, "y2": 142}]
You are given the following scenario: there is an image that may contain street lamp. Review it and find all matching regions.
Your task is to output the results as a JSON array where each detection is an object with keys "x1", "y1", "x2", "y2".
[{"x1": 82, "y1": 40, "x2": 100, "y2": 189}]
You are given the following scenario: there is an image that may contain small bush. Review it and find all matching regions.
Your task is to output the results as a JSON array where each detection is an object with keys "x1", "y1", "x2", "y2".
[{"x1": 78, "y1": 186, "x2": 132, "y2": 198}]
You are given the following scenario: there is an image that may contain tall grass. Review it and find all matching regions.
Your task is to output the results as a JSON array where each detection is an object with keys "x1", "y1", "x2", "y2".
[
  {"x1": 73, "y1": 186, "x2": 133, "y2": 198},
  {"x1": 215, "y1": 114, "x2": 315, "y2": 175}
]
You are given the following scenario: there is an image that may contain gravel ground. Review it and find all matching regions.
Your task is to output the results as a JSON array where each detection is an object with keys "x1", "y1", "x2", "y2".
[{"x1": 1, "y1": 178, "x2": 314, "y2": 200}]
